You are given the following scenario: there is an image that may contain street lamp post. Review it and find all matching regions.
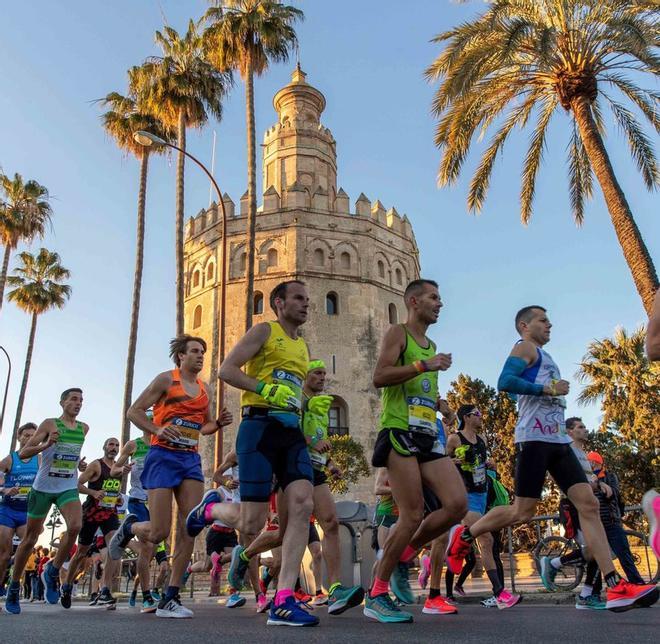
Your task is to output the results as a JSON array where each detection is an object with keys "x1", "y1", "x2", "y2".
[
  {"x1": 133, "y1": 131, "x2": 228, "y2": 472},
  {"x1": 0, "y1": 345, "x2": 11, "y2": 437}
]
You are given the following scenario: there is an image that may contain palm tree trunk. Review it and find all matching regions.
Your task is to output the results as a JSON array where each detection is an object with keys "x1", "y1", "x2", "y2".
[
  {"x1": 120, "y1": 151, "x2": 149, "y2": 452},
  {"x1": 0, "y1": 244, "x2": 11, "y2": 312},
  {"x1": 244, "y1": 59, "x2": 257, "y2": 332},
  {"x1": 572, "y1": 97, "x2": 659, "y2": 314},
  {"x1": 175, "y1": 108, "x2": 187, "y2": 336},
  {"x1": 11, "y1": 312, "x2": 38, "y2": 451}
]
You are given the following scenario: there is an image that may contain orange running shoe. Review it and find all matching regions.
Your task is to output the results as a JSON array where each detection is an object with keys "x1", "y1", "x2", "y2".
[
  {"x1": 294, "y1": 589, "x2": 313, "y2": 604},
  {"x1": 445, "y1": 525, "x2": 472, "y2": 575},
  {"x1": 422, "y1": 595, "x2": 458, "y2": 615},
  {"x1": 606, "y1": 579, "x2": 659, "y2": 612}
]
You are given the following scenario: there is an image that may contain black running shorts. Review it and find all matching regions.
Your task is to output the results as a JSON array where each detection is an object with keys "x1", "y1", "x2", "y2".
[
  {"x1": 206, "y1": 528, "x2": 238, "y2": 555},
  {"x1": 372, "y1": 428, "x2": 445, "y2": 468},
  {"x1": 78, "y1": 514, "x2": 119, "y2": 547}
]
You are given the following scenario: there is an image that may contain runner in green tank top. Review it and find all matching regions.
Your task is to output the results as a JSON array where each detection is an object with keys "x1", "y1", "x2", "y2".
[{"x1": 364, "y1": 279, "x2": 468, "y2": 624}]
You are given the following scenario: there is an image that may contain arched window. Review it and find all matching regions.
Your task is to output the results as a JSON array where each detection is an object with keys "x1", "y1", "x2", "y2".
[
  {"x1": 193, "y1": 305, "x2": 202, "y2": 329},
  {"x1": 192, "y1": 269, "x2": 201, "y2": 288},
  {"x1": 313, "y1": 248, "x2": 324, "y2": 266},
  {"x1": 328, "y1": 395, "x2": 349, "y2": 436},
  {"x1": 326, "y1": 292, "x2": 338, "y2": 315},
  {"x1": 254, "y1": 291, "x2": 264, "y2": 315},
  {"x1": 388, "y1": 303, "x2": 398, "y2": 324},
  {"x1": 377, "y1": 260, "x2": 385, "y2": 278},
  {"x1": 206, "y1": 262, "x2": 215, "y2": 281},
  {"x1": 395, "y1": 267, "x2": 403, "y2": 285},
  {"x1": 340, "y1": 252, "x2": 351, "y2": 269},
  {"x1": 239, "y1": 252, "x2": 247, "y2": 273},
  {"x1": 267, "y1": 248, "x2": 278, "y2": 268}
]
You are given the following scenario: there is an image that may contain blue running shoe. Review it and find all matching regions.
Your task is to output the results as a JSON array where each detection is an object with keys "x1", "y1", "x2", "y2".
[
  {"x1": 228, "y1": 545, "x2": 249, "y2": 591},
  {"x1": 42, "y1": 562, "x2": 60, "y2": 605},
  {"x1": 61, "y1": 583, "x2": 73, "y2": 609},
  {"x1": 390, "y1": 562, "x2": 414, "y2": 604},
  {"x1": 108, "y1": 513, "x2": 138, "y2": 561},
  {"x1": 186, "y1": 489, "x2": 221, "y2": 538},
  {"x1": 226, "y1": 593, "x2": 246, "y2": 608},
  {"x1": 267, "y1": 596, "x2": 320, "y2": 627},
  {"x1": 128, "y1": 589, "x2": 137, "y2": 608},
  {"x1": 4, "y1": 582, "x2": 21, "y2": 614},
  {"x1": 539, "y1": 556, "x2": 558, "y2": 591},
  {"x1": 328, "y1": 584, "x2": 365, "y2": 615}
]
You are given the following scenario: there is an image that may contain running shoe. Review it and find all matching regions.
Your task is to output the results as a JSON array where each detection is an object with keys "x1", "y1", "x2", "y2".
[
  {"x1": 156, "y1": 594, "x2": 194, "y2": 618},
  {"x1": 445, "y1": 525, "x2": 472, "y2": 575},
  {"x1": 539, "y1": 556, "x2": 558, "y2": 591},
  {"x1": 141, "y1": 596, "x2": 157, "y2": 613},
  {"x1": 151, "y1": 588, "x2": 161, "y2": 601},
  {"x1": 256, "y1": 593, "x2": 270, "y2": 613},
  {"x1": 41, "y1": 562, "x2": 60, "y2": 604},
  {"x1": 496, "y1": 589, "x2": 522, "y2": 610},
  {"x1": 228, "y1": 545, "x2": 249, "y2": 591},
  {"x1": 363, "y1": 592, "x2": 413, "y2": 623},
  {"x1": 97, "y1": 589, "x2": 116, "y2": 607},
  {"x1": 108, "y1": 512, "x2": 138, "y2": 560},
  {"x1": 575, "y1": 594, "x2": 606, "y2": 610},
  {"x1": 312, "y1": 592, "x2": 328, "y2": 607},
  {"x1": 418, "y1": 555, "x2": 431, "y2": 590},
  {"x1": 88, "y1": 592, "x2": 99, "y2": 606},
  {"x1": 480, "y1": 596, "x2": 498, "y2": 608},
  {"x1": 4, "y1": 582, "x2": 20, "y2": 614},
  {"x1": 390, "y1": 561, "x2": 414, "y2": 604},
  {"x1": 182, "y1": 567, "x2": 192, "y2": 587},
  {"x1": 185, "y1": 489, "x2": 221, "y2": 538},
  {"x1": 60, "y1": 583, "x2": 73, "y2": 609},
  {"x1": 294, "y1": 588, "x2": 313, "y2": 604},
  {"x1": 129, "y1": 589, "x2": 137, "y2": 608},
  {"x1": 422, "y1": 595, "x2": 457, "y2": 615},
  {"x1": 226, "y1": 592, "x2": 246, "y2": 608},
  {"x1": 642, "y1": 489, "x2": 660, "y2": 560},
  {"x1": 606, "y1": 579, "x2": 659, "y2": 612},
  {"x1": 327, "y1": 584, "x2": 364, "y2": 615},
  {"x1": 445, "y1": 595, "x2": 457, "y2": 605},
  {"x1": 454, "y1": 584, "x2": 466, "y2": 597},
  {"x1": 267, "y1": 595, "x2": 320, "y2": 627}
]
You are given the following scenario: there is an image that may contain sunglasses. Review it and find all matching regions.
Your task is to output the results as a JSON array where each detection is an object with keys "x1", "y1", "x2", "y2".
[{"x1": 465, "y1": 410, "x2": 482, "y2": 418}]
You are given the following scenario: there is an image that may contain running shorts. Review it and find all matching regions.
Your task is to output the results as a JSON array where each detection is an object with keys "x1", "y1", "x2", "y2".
[
  {"x1": 313, "y1": 468, "x2": 328, "y2": 487},
  {"x1": 374, "y1": 513, "x2": 398, "y2": 530},
  {"x1": 141, "y1": 446, "x2": 203, "y2": 490},
  {"x1": 155, "y1": 549, "x2": 168, "y2": 566},
  {"x1": 423, "y1": 486, "x2": 442, "y2": 516},
  {"x1": 514, "y1": 441, "x2": 588, "y2": 499},
  {"x1": 237, "y1": 412, "x2": 313, "y2": 503},
  {"x1": 206, "y1": 528, "x2": 238, "y2": 555},
  {"x1": 128, "y1": 498, "x2": 150, "y2": 523},
  {"x1": 0, "y1": 504, "x2": 27, "y2": 529},
  {"x1": 27, "y1": 488, "x2": 79, "y2": 519},
  {"x1": 308, "y1": 522, "x2": 320, "y2": 544},
  {"x1": 372, "y1": 428, "x2": 445, "y2": 468},
  {"x1": 79, "y1": 513, "x2": 120, "y2": 546},
  {"x1": 467, "y1": 492, "x2": 488, "y2": 515}
]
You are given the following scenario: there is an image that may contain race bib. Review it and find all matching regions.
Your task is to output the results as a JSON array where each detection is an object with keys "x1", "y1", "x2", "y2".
[
  {"x1": 99, "y1": 478, "x2": 121, "y2": 509},
  {"x1": 14, "y1": 486, "x2": 31, "y2": 501},
  {"x1": 167, "y1": 418, "x2": 202, "y2": 449},
  {"x1": 48, "y1": 443, "x2": 81, "y2": 478},
  {"x1": 310, "y1": 450, "x2": 328, "y2": 467},
  {"x1": 272, "y1": 369, "x2": 303, "y2": 412},
  {"x1": 407, "y1": 396, "x2": 436, "y2": 434},
  {"x1": 473, "y1": 463, "x2": 486, "y2": 486}
]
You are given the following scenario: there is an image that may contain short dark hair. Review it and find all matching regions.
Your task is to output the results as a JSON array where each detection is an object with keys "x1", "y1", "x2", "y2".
[
  {"x1": 515, "y1": 305, "x2": 546, "y2": 333},
  {"x1": 404, "y1": 279, "x2": 438, "y2": 305},
  {"x1": 18, "y1": 422, "x2": 37, "y2": 436},
  {"x1": 269, "y1": 280, "x2": 305, "y2": 313},
  {"x1": 566, "y1": 417, "x2": 582, "y2": 431},
  {"x1": 169, "y1": 334, "x2": 207, "y2": 366},
  {"x1": 60, "y1": 388, "x2": 82, "y2": 402}
]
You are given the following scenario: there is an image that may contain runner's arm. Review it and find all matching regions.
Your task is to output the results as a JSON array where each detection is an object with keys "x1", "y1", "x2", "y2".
[
  {"x1": 497, "y1": 341, "x2": 544, "y2": 395},
  {"x1": 110, "y1": 441, "x2": 136, "y2": 477},
  {"x1": 214, "y1": 449, "x2": 237, "y2": 481},
  {"x1": 646, "y1": 288, "x2": 660, "y2": 361},
  {"x1": 77, "y1": 460, "x2": 103, "y2": 499},
  {"x1": 127, "y1": 372, "x2": 173, "y2": 436},
  {"x1": 0, "y1": 454, "x2": 12, "y2": 493},
  {"x1": 18, "y1": 419, "x2": 57, "y2": 458},
  {"x1": 445, "y1": 433, "x2": 461, "y2": 460},
  {"x1": 372, "y1": 325, "x2": 414, "y2": 387},
  {"x1": 218, "y1": 322, "x2": 271, "y2": 392}
]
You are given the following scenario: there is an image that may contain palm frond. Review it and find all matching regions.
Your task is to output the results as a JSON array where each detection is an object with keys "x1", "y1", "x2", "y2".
[{"x1": 567, "y1": 119, "x2": 593, "y2": 225}]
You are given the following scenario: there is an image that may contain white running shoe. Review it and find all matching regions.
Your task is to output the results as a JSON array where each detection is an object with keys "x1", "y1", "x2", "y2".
[
  {"x1": 480, "y1": 596, "x2": 498, "y2": 607},
  {"x1": 155, "y1": 595, "x2": 194, "y2": 618}
]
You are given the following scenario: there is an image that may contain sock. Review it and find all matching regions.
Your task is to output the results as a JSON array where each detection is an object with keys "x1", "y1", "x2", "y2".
[
  {"x1": 142, "y1": 590, "x2": 152, "y2": 602},
  {"x1": 604, "y1": 571, "x2": 621, "y2": 588},
  {"x1": 164, "y1": 585, "x2": 179, "y2": 601},
  {"x1": 580, "y1": 584, "x2": 593, "y2": 599},
  {"x1": 461, "y1": 527, "x2": 475, "y2": 544},
  {"x1": 101, "y1": 586, "x2": 109, "y2": 594},
  {"x1": 550, "y1": 557, "x2": 562, "y2": 570},
  {"x1": 275, "y1": 588, "x2": 293, "y2": 607},
  {"x1": 263, "y1": 571, "x2": 273, "y2": 589},
  {"x1": 399, "y1": 545, "x2": 417, "y2": 563},
  {"x1": 429, "y1": 587, "x2": 440, "y2": 599},
  {"x1": 130, "y1": 588, "x2": 137, "y2": 598},
  {"x1": 445, "y1": 570, "x2": 454, "y2": 597},
  {"x1": 370, "y1": 576, "x2": 389, "y2": 597},
  {"x1": 204, "y1": 502, "x2": 217, "y2": 523},
  {"x1": 559, "y1": 550, "x2": 585, "y2": 567},
  {"x1": 486, "y1": 569, "x2": 504, "y2": 597},
  {"x1": 239, "y1": 550, "x2": 250, "y2": 563}
]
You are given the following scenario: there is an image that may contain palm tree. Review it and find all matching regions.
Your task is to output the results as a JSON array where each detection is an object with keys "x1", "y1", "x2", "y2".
[
  {"x1": 98, "y1": 89, "x2": 173, "y2": 447},
  {"x1": 7, "y1": 248, "x2": 71, "y2": 450},
  {"x1": 203, "y1": 1, "x2": 303, "y2": 330},
  {"x1": 0, "y1": 173, "x2": 53, "y2": 311},
  {"x1": 426, "y1": 0, "x2": 659, "y2": 313},
  {"x1": 133, "y1": 20, "x2": 232, "y2": 335}
]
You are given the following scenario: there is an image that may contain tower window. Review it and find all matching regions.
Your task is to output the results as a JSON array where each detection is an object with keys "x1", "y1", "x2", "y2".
[
  {"x1": 193, "y1": 305, "x2": 202, "y2": 329},
  {"x1": 254, "y1": 291, "x2": 264, "y2": 315},
  {"x1": 239, "y1": 252, "x2": 247, "y2": 273},
  {"x1": 326, "y1": 292, "x2": 338, "y2": 315},
  {"x1": 340, "y1": 252, "x2": 351, "y2": 269},
  {"x1": 388, "y1": 303, "x2": 398, "y2": 324},
  {"x1": 314, "y1": 248, "x2": 324, "y2": 266},
  {"x1": 395, "y1": 267, "x2": 403, "y2": 285},
  {"x1": 192, "y1": 269, "x2": 201, "y2": 288},
  {"x1": 206, "y1": 262, "x2": 215, "y2": 281},
  {"x1": 377, "y1": 260, "x2": 385, "y2": 278},
  {"x1": 267, "y1": 248, "x2": 278, "y2": 268}
]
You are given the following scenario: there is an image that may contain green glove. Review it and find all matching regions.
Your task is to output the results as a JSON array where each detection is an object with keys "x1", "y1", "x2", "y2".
[
  {"x1": 258, "y1": 382, "x2": 298, "y2": 409},
  {"x1": 307, "y1": 395, "x2": 333, "y2": 416}
]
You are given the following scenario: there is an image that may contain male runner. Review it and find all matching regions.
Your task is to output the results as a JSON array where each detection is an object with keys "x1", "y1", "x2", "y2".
[
  {"x1": 0, "y1": 423, "x2": 39, "y2": 595},
  {"x1": 109, "y1": 335, "x2": 231, "y2": 619},
  {"x1": 61, "y1": 438, "x2": 126, "y2": 609},
  {"x1": 445, "y1": 404, "x2": 519, "y2": 608},
  {"x1": 446, "y1": 306, "x2": 658, "y2": 611},
  {"x1": 218, "y1": 280, "x2": 318, "y2": 627},
  {"x1": 365, "y1": 279, "x2": 467, "y2": 623},
  {"x1": 5, "y1": 388, "x2": 88, "y2": 614}
]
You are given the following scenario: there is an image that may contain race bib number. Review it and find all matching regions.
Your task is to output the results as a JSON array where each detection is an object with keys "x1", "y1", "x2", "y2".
[
  {"x1": 473, "y1": 463, "x2": 486, "y2": 486},
  {"x1": 48, "y1": 443, "x2": 81, "y2": 478},
  {"x1": 272, "y1": 369, "x2": 303, "y2": 411},
  {"x1": 100, "y1": 478, "x2": 121, "y2": 509},
  {"x1": 310, "y1": 450, "x2": 328, "y2": 467},
  {"x1": 167, "y1": 418, "x2": 202, "y2": 449},
  {"x1": 14, "y1": 486, "x2": 31, "y2": 501},
  {"x1": 407, "y1": 396, "x2": 436, "y2": 434}
]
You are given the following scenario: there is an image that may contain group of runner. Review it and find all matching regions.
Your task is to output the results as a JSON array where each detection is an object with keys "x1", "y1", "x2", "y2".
[{"x1": 1, "y1": 278, "x2": 659, "y2": 626}]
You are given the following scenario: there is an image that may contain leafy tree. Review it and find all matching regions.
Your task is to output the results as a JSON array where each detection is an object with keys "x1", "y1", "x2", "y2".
[
  {"x1": 328, "y1": 435, "x2": 370, "y2": 496},
  {"x1": 426, "y1": 0, "x2": 659, "y2": 313}
]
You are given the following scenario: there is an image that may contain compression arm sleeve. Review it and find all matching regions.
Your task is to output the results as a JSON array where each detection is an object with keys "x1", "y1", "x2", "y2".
[{"x1": 497, "y1": 357, "x2": 544, "y2": 396}]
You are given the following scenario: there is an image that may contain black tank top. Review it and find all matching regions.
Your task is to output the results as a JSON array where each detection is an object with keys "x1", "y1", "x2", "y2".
[
  {"x1": 456, "y1": 432, "x2": 488, "y2": 493},
  {"x1": 83, "y1": 459, "x2": 121, "y2": 519}
]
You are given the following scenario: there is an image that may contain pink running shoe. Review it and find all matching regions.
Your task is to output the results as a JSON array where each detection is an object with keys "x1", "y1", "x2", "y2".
[
  {"x1": 446, "y1": 525, "x2": 472, "y2": 575},
  {"x1": 642, "y1": 490, "x2": 660, "y2": 560},
  {"x1": 418, "y1": 555, "x2": 431, "y2": 589},
  {"x1": 496, "y1": 589, "x2": 522, "y2": 610},
  {"x1": 256, "y1": 592, "x2": 270, "y2": 613}
]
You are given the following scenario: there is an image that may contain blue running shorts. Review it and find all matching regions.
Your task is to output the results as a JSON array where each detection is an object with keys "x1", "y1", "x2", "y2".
[{"x1": 141, "y1": 446, "x2": 203, "y2": 490}]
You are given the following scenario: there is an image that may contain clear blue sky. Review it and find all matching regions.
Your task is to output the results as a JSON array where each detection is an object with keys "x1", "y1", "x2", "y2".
[{"x1": 1, "y1": 1, "x2": 657, "y2": 462}]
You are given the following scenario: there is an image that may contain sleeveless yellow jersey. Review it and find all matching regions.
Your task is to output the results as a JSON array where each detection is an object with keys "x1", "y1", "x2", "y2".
[{"x1": 241, "y1": 321, "x2": 309, "y2": 412}]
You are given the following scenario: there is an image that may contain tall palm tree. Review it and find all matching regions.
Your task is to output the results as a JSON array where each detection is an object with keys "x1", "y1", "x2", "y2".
[
  {"x1": 203, "y1": 1, "x2": 303, "y2": 330},
  {"x1": 7, "y1": 248, "x2": 71, "y2": 450},
  {"x1": 133, "y1": 20, "x2": 232, "y2": 335},
  {"x1": 0, "y1": 173, "x2": 53, "y2": 311},
  {"x1": 426, "y1": 0, "x2": 659, "y2": 313},
  {"x1": 98, "y1": 89, "x2": 173, "y2": 447}
]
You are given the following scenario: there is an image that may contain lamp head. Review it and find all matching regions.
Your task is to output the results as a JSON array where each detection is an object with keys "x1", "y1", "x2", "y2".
[{"x1": 133, "y1": 130, "x2": 166, "y2": 147}]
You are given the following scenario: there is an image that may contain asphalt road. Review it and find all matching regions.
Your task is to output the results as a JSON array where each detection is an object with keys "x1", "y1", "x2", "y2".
[{"x1": 2, "y1": 600, "x2": 658, "y2": 643}]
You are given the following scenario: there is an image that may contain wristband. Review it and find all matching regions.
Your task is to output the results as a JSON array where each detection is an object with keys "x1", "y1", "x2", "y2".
[
  {"x1": 413, "y1": 360, "x2": 428, "y2": 374},
  {"x1": 255, "y1": 381, "x2": 266, "y2": 395}
]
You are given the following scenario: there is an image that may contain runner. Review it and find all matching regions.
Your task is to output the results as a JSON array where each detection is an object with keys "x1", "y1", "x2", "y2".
[
  {"x1": 365, "y1": 278, "x2": 468, "y2": 624},
  {"x1": 0, "y1": 423, "x2": 39, "y2": 598},
  {"x1": 445, "y1": 404, "x2": 519, "y2": 608},
  {"x1": 4, "y1": 388, "x2": 88, "y2": 614},
  {"x1": 60, "y1": 438, "x2": 126, "y2": 609},
  {"x1": 446, "y1": 305, "x2": 659, "y2": 612},
  {"x1": 108, "y1": 334, "x2": 232, "y2": 619},
  {"x1": 217, "y1": 280, "x2": 318, "y2": 627}
]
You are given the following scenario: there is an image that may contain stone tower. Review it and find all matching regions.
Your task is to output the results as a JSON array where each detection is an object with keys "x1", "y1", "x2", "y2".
[{"x1": 184, "y1": 67, "x2": 420, "y2": 500}]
